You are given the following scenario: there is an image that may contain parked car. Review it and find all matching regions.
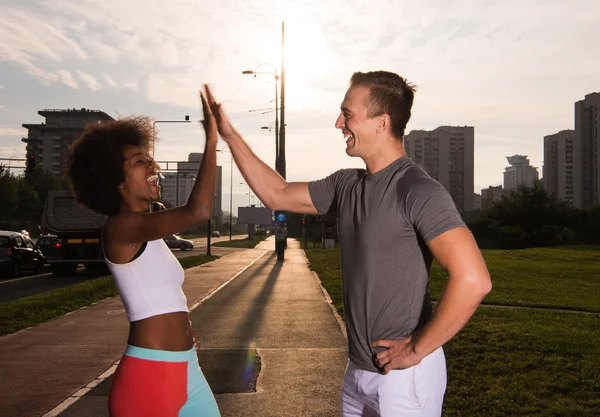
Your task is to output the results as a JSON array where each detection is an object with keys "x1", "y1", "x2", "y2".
[
  {"x1": 35, "y1": 234, "x2": 58, "y2": 257},
  {"x1": 164, "y1": 235, "x2": 194, "y2": 251},
  {"x1": 211, "y1": 231, "x2": 221, "y2": 238},
  {"x1": 0, "y1": 231, "x2": 45, "y2": 278}
]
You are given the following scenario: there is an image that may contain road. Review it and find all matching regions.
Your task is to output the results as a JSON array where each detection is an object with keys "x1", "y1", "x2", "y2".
[{"x1": 0, "y1": 235, "x2": 248, "y2": 302}]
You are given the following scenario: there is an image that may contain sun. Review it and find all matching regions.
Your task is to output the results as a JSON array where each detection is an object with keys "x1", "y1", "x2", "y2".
[
  {"x1": 243, "y1": 11, "x2": 339, "y2": 112},
  {"x1": 282, "y1": 17, "x2": 337, "y2": 109},
  {"x1": 249, "y1": 14, "x2": 336, "y2": 111}
]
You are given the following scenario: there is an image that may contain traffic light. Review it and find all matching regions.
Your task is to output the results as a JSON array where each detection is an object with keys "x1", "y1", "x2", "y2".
[
  {"x1": 27, "y1": 153, "x2": 36, "y2": 172},
  {"x1": 302, "y1": 216, "x2": 307, "y2": 227}
]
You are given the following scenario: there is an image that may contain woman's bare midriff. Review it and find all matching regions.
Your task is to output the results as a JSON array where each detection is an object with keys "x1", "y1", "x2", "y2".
[{"x1": 128, "y1": 312, "x2": 194, "y2": 351}]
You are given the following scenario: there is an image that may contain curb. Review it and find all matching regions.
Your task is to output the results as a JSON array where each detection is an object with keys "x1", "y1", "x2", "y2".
[{"x1": 310, "y1": 271, "x2": 347, "y2": 341}]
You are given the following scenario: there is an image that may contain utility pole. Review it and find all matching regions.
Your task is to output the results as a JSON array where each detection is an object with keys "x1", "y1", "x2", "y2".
[
  {"x1": 206, "y1": 218, "x2": 212, "y2": 256},
  {"x1": 279, "y1": 21, "x2": 286, "y2": 179}
]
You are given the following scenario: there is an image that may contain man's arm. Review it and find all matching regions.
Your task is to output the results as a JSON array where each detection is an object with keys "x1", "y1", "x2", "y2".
[
  {"x1": 226, "y1": 133, "x2": 317, "y2": 214},
  {"x1": 207, "y1": 86, "x2": 317, "y2": 214},
  {"x1": 372, "y1": 227, "x2": 492, "y2": 373}
]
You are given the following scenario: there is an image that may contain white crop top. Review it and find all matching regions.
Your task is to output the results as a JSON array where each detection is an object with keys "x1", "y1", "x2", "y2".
[{"x1": 104, "y1": 239, "x2": 188, "y2": 322}]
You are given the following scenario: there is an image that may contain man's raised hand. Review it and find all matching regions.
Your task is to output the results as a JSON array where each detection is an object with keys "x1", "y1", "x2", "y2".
[{"x1": 205, "y1": 85, "x2": 237, "y2": 141}]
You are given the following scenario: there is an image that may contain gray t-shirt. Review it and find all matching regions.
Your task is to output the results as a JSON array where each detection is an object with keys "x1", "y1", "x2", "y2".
[{"x1": 308, "y1": 156, "x2": 465, "y2": 372}]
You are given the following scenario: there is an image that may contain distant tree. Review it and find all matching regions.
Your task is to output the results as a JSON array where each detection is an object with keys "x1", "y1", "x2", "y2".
[
  {"x1": 221, "y1": 221, "x2": 231, "y2": 233},
  {"x1": 16, "y1": 181, "x2": 40, "y2": 223},
  {"x1": 0, "y1": 166, "x2": 19, "y2": 223},
  {"x1": 485, "y1": 180, "x2": 572, "y2": 247},
  {"x1": 575, "y1": 205, "x2": 600, "y2": 245},
  {"x1": 24, "y1": 168, "x2": 68, "y2": 205},
  {"x1": 0, "y1": 166, "x2": 67, "y2": 233}
]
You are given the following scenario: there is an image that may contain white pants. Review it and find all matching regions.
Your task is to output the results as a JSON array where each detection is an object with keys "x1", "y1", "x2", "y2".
[{"x1": 341, "y1": 347, "x2": 447, "y2": 417}]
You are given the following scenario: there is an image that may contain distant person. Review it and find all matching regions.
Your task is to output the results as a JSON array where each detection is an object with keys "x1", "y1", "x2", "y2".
[
  {"x1": 205, "y1": 74, "x2": 492, "y2": 416},
  {"x1": 66, "y1": 87, "x2": 221, "y2": 417}
]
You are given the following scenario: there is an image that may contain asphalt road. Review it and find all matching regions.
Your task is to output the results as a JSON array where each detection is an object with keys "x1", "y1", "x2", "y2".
[{"x1": 0, "y1": 235, "x2": 248, "y2": 302}]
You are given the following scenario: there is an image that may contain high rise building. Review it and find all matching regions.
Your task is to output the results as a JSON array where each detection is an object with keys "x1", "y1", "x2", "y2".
[
  {"x1": 481, "y1": 185, "x2": 504, "y2": 211},
  {"x1": 473, "y1": 193, "x2": 482, "y2": 211},
  {"x1": 543, "y1": 130, "x2": 574, "y2": 203},
  {"x1": 21, "y1": 108, "x2": 114, "y2": 176},
  {"x1": 573, "y1": 92, "x2": 600, "y2": 208},
  {"x1": 160, "y1": 153, "x2": 223, "y2": 218},
  {"x1": 503, "y1": 155, "x2": 539, "y2": 190},
  {"x1": 404, "y1": 126, "x2": 475, "y2": 213}
]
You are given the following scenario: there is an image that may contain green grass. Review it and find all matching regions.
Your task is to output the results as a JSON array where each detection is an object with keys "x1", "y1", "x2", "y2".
[
  {"x1": 179, "y1": 254, "x2": 218, "y2": 269},
  {"x1": 430, "y1": 245, "x2": 600, "y2": 312},
  {"x1": 0, "y1": 254, "x2": 217, "y2": 336},
  {"x1": 304, "y1": 246, "x2": 600, "y2": 416},
  {"x1": 306, "y1": 245, "x2": 600, "y2": 313},
  {"x1": 212, "y1": 236, "x2": 265, "y2": 248},
  {"x1": 443, "y1": 308, "x2": 600, "y2": 416},
  {"x1": 303, "y1": 248, "x2": 344, "y2": 318}
]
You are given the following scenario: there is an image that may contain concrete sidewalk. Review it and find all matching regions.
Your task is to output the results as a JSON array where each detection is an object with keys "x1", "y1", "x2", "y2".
[{"x1": 0, "y1": 238, "x2": 347, "y2": 417}]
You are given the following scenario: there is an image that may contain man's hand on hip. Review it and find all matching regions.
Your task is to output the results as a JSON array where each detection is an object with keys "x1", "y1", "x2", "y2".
[{"x1": 371, "y1": 336, "x2": 422, "y2": 374}]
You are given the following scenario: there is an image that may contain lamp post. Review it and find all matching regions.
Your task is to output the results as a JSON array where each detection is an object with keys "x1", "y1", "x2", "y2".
[
  {"x1": 279, "y1": 21, "x2": 286, "y2": 180},
  {"x1": 261, "y1": 121, "x2": 276, "y2": 134},
  {"x1": 240, "y1": 182, "x2": 251, "y2": 206},
  {"x1": 243, "y1": 22, "x2": 287, "y2": 260},
  {"x1": 242, "y1": 63, "x2": 280, "y2": 175},
  {"x1": 217, "y1": 148, "x2": 234, "y2": 241},
  {"x1": 151, "y1": 116, "x2": 191, "y2": 156}
]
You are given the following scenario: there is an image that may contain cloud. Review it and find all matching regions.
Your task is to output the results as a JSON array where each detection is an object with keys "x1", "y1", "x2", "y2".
[
  {"x1": 57, "y1": 69, "x2": 78, "y2": 88},
  {"x1": 102, "y1": 74, "x2": 117, "y2": 89},
  {"x1": 124, "y1": 81, "x2": 139, "y2": 92},
  {"x1": 0, "y1": 0, "x2": 599, "y2": 189},
  {"x1": 0, "y1": 126, "x2": 26, "y2": 136},
  {"x1": 0, "y1": 5, "x2": 89, "y2": 85},
  {"x1": 81, "y1": 38, "x2": 120, "y2": 64},
  {"x1": 0, "y1": 143, "x2": 26, "y2": 159},
  {"x1": 76, "y1": 70, "x2": 102, "y2": 91}
]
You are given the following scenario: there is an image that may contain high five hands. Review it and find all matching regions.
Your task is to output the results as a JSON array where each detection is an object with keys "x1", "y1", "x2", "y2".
[
  {"x1": 201, "y1": 85, "x2": 238, "y2": 142},
  {"x1": 199, "y1": 85, "x2": 218, "y2": 143}
]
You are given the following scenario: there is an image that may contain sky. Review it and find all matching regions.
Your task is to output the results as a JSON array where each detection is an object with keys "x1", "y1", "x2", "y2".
[{"x1": 1, "y1": 0, "x2": 599, "y2": 214}]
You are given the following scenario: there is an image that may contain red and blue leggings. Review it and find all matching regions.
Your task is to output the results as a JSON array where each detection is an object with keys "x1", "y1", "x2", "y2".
[{"x1": 109, "y1": 345, "x2": 220, "y2": 417}]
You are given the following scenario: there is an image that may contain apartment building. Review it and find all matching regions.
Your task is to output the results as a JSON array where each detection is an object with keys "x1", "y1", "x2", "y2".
[
  {"x1": 573, "y1": 92, "x2": 600, "y2": 208},
  {"x1": 503, "y1": 155, "x2": 539, "y2": 190},
  {"x1": 21, "y1": 108, "x2": 114, "y2": 176},
  {"x1": 161, "y1": 153, "x2": 223, "y2": 218},
  {"x1": 404, "y1": 126, "x2": 475, "y2": 213},
  {"x1": 543, "y1": 130, "x2": 574, "y2": 203}
]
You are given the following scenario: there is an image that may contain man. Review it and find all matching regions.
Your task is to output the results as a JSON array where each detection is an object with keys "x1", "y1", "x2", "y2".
[{"x1": 206, "y1": 71, "x2": 491, "y2": 416}]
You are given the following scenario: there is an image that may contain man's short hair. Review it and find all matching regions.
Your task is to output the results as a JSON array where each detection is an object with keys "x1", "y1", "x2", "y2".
[{"x1": 350, "y1": 71, "x2": 416, "y2": 140}]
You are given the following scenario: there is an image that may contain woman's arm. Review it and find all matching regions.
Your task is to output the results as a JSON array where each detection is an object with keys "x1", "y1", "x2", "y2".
[{"x1": 107, "y1": 86, "x2": 218, "y2": 244}]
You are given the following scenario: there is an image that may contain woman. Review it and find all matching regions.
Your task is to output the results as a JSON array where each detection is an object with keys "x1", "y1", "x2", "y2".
[{"x1": 66, "y1": 86, "x2": 221, "y2": 416}]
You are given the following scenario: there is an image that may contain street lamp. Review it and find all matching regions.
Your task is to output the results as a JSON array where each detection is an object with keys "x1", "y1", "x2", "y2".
[
  {"x1": 217, "y1": 148, "x2": 234, "y2": 241},
  {"x1": 152, "y1": 116, "x2": 191, "y2": 156},
  {"x1": 242, "y1": 63, "x2": 281, "y2": 176},
  {"x1": 239, "y1": 182, "x2": 252, "y2": 206},
  {"x1": 243, "y1": 22, "x2": 287, "y2": 260},
  {"x1": 261, "y1": 121, "x2": 283, "y2": 134}
]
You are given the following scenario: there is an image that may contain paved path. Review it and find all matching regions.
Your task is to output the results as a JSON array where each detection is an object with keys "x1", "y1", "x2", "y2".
[{"x1": 0, "y1": 238, "x2": 348, "y2": 417}]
